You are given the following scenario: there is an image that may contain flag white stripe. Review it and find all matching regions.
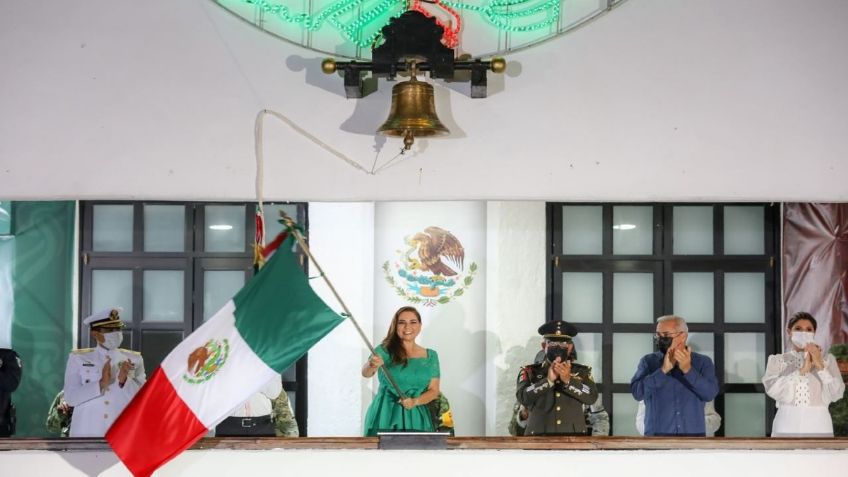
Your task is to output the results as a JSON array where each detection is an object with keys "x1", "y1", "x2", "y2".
[{"x1": 161, "y1": 300, "x2": 277, "y2": 427}]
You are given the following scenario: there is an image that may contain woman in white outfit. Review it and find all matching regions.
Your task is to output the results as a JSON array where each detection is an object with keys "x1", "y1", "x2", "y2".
[{"x1": 762, "y1": 312, "x2": 845, "y2": 437}]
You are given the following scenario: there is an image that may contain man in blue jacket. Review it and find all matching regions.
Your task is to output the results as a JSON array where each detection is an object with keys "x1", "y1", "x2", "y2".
[{"x1": 631, "y1": 315, "x2": 719, "y2": 436}]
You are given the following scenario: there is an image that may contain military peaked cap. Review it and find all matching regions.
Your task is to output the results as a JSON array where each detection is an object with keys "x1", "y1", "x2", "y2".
[
  {"x1": 538, "y1": 320, "x2": 578, "y2": 341},
  {"x1": 83, "y1": 308, "x2": 125, "y2": 330}
]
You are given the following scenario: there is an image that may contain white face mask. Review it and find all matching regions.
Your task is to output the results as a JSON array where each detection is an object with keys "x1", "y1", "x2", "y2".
[
  {"x1": 100, "y1": 331, "x2": 123, "y2": 350},
  {"x1": 790, "y1": 331, "x2": 815, "y2": 349}
]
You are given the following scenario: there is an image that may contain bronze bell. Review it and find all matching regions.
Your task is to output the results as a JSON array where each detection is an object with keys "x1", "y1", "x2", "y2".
[{"x1": 377, "y1": 74, "x2": 449, "y2": 150}]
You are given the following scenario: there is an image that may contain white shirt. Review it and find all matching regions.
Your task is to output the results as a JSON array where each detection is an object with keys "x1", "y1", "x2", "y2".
[
  {"x1": 762, "y1": 351, "x2": 844, "y2": 408},
  {"x1": 228, "y1": 377, "x2": 282, "y2": 417},
  {"x1": 763, "y1": 350, "x2": 845, "y2": 437},
  {"x1": 63, "y1": 346, "x2": 146, "y2": 437}
]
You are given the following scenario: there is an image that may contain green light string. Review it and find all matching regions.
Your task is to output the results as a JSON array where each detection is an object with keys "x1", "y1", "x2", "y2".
[
  {"x1": 233, "y1": 0, "x2": 562, "y2": 48},
  {"x1": 442, "y1": 0, "x2": 560, "y2": 32},
  {"x1": 244, "y1": 0, "x2": 404, "y2": 47}
]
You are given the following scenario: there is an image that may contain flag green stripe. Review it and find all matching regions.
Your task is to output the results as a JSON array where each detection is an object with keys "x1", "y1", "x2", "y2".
[{"x1": 232, "y1": 237, "x2": 343, "y2": 372}]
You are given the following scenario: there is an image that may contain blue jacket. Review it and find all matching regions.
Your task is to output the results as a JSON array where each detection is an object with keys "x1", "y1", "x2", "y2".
[{"x1": 630, "y1": 350, "x2": 719, "y2": 436}]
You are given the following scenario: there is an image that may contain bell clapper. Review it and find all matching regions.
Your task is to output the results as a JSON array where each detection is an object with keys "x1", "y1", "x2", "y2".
[{"x1": 403, "y1": 130, "x2": 415, "y2": 150}]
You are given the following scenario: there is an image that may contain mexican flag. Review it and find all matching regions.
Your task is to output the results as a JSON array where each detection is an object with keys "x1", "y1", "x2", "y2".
[{"x1": 106, "y1": 236, "x2": 343, "y2": 477}]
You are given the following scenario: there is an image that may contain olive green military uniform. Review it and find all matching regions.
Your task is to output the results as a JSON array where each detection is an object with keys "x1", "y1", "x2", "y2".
[
  {"x1": 45, "y1": 390, "x2": 72, "y2": 437},
  {"x1": 271, "y1": 390, "x2": 299, "y2": 437},
  {"x1": 516, "y1": 361, "x2": 598, "y2": 435},
  {"x1": 509, "y1": 395, "x2": 609, "y2": 436}
]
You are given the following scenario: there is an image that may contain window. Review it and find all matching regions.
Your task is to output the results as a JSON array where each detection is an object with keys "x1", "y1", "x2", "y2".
[
  {"x1": 80, "y1": 201, "x2": 309, "y2": 435},
  {"x1": 547, "y1": 203, "x2": 780, "y2": 436}
]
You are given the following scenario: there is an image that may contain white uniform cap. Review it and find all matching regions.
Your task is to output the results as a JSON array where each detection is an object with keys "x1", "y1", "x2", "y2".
[{"x1": 82, "y1": 307, "x2": 125, "y2": 329}]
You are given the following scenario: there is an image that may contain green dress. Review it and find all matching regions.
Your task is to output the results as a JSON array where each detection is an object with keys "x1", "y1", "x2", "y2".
[{"x1": 363, "y1": 345, "x2": 440, "y2": 436}]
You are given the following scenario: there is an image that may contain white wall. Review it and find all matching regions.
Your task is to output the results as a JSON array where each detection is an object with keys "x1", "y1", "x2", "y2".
[
  {"x1": 2, "y1": 1, "x2": 848, "y2": 201},
  {"x1": 1, "y1": 448, "x2": 846, "y2": 477},
  {"x1": 485, "y1": 202, "x2": 547, "y2": 435},
  {"x1": 306, "y1": 202, "x2": 375, "y2": 436},
  {"x1": 374, "y1": 202, "x2": 488, "y2": 436},
  {"x1": 307, "y1": 201, "x2": 546, "y2": 437}
]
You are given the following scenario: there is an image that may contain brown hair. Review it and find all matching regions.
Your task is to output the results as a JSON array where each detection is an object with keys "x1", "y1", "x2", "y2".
[
  {"x1": 381, "y1": 306, "x2": 422, "y2": 367},
  {"x1": 787, "y1": 311, "x2": 817, "y2": 332}
]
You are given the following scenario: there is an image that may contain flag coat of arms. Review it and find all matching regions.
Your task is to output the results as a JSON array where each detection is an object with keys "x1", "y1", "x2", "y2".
[{"x1": 107, "y1": 236, "x2": 343, "y2": 477}]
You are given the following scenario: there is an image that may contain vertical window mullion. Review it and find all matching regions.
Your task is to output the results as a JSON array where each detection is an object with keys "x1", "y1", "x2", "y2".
[
  {"x1": 713, "y1": 205, "x2": 724, "y2": 256},
  {"x1": 133, "y1": 203, "x2": 144, "y2": 253},
  {"x1": 602, "y1": 205, "x2": 613, "y2": 255},
  {"x1": 652, "y1": 205, "x2": 663, "y2": 256},
  {"x1": 714, "y1": 267, "x2": 726, "y2": 436}
]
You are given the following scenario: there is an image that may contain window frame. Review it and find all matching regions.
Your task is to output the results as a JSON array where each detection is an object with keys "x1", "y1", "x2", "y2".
[
  {"x1": 546, "y1": 203, "x2": 781, "y2": 436},
  {"x1": 79, "y1": 200, "x2": 311, "y2": 436}
]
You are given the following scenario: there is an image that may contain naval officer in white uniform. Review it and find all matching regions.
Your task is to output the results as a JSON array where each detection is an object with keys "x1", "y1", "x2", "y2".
[{"x1": 63, "y1": 308, "x2": 146, "y2": 437}]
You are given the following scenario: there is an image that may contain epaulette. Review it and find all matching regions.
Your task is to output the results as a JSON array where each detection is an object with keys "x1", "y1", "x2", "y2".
[
  {"x1": 71, "y1": 348, "x2": 94, "y2": 354},
  {"x1": 119, "y1": 348, "x2": 141, "y2": 355},
  {"x1": 571, "y1": 362, "x2": 592, "y2": 375},
  {"x1": 518, "y1": 363, "x2": 537, "y2": 381}
]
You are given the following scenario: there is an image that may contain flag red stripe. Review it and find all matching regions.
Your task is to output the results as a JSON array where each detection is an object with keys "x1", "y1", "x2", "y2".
[
  {"x1": 106, "y1": 367, "x2": 208, "y2": 477},
  {"x1": 261, "y1": 231, "x2": 288, "y2": 259}
]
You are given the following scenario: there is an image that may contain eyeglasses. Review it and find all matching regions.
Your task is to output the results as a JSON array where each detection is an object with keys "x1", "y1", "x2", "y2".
[
  {"x1": 545, "y1": 341, "x2": 572, "y2": 348},
  {"x1": 655, "y1": 331, "x2": 684, "y2": 339}
]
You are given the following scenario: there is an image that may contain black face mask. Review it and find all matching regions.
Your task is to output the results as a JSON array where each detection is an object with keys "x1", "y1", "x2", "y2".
[
  {"x1": 655, "y1": 336, "x2": 673, "y2": 354},
  {"x1": 546, "y1": 347, "x2": 569, "y2": 363}
]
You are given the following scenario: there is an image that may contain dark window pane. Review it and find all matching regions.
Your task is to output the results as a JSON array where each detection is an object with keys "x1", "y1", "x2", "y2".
[{"x1": 141, "y1": 330, "x2": 184, "y2": 376}]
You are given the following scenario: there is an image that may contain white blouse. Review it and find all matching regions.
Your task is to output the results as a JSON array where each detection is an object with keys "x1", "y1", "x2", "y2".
[{"x1": 762, "y1": 351, "x2": 845, "y2": 407}]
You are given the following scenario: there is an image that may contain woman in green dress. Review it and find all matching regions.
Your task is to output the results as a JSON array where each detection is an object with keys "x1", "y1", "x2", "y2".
[{"x1": 362, "y1": 306, "x2": 441, "y2": 436}]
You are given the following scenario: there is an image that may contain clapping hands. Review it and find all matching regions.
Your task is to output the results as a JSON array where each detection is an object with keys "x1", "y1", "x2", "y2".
[
  {"x1": 674, "y1": 347, "x2": 692, "y2": 373},
  {"x1": 117, "y1": 359, "x2": 135, "y2": 387},
  {"x1": 547, "y1": 357, "x2": 572, "y2": 384},
  {"x1": 100, "y1": 358, "x2": 113, "y2": 392},
  {"x1": 662, "y1": 345, "x2": 693, "y2": 374},
  {"x1": 800, "y1": 343, "x2": 824, "y2": 375}
]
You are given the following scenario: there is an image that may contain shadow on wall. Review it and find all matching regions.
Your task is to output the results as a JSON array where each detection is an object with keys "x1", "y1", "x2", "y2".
[
  {"x1": 286, "y1": 55, "x2": 347, "y2": 97},
  {"x1": 494, "y1": 336, "x2": 542, "y2": 436},
  {"x1": 425, "y1": 304, "x2": 497, "y2": 436}
]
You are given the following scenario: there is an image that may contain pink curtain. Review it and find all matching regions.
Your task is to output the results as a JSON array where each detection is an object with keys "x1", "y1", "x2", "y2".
[{"x1": 782, "y1": 203, "x2": 848, "y2": 352}]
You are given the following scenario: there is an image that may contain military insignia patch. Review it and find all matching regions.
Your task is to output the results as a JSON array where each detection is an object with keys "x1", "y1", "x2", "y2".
[{"x1": 183, "y1": 339, "x2": 230, "y2": 384}]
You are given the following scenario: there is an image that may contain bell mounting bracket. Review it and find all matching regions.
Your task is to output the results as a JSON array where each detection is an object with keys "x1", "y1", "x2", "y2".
[{"x1": 323, "y1": 10, "x2": 505, "y2": 99}]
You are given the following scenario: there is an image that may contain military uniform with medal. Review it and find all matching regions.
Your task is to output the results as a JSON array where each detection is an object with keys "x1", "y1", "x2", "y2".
[
  {"x1": 63, "y1": 308, "x2": 146, "y2": 437},
  {"x1": 516, "y1": 320, "x2": 598, "y2": 435}
]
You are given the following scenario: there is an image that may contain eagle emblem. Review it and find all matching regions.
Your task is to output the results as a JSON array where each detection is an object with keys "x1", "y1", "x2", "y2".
[
  {"x1": 383, "y1": 226, "x2": 477, "y2": 306},
  {"x1": 182, "y1": 339, "x2": 230, "y2": 384}
]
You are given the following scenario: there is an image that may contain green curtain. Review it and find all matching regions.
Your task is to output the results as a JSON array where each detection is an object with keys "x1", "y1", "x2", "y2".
[{"x1": 9, "y1": 202, "x2": 75, "y2": 437}]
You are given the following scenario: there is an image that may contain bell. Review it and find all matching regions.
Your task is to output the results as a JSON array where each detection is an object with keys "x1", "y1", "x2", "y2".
[{"x1": 377, "y1": 74, "x2": 449, "y2": 150}]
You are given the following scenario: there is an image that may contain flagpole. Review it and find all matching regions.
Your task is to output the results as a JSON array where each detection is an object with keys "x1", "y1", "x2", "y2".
[{"x1": 280, "y1": 213, "x2": 409, "y2": 401}]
